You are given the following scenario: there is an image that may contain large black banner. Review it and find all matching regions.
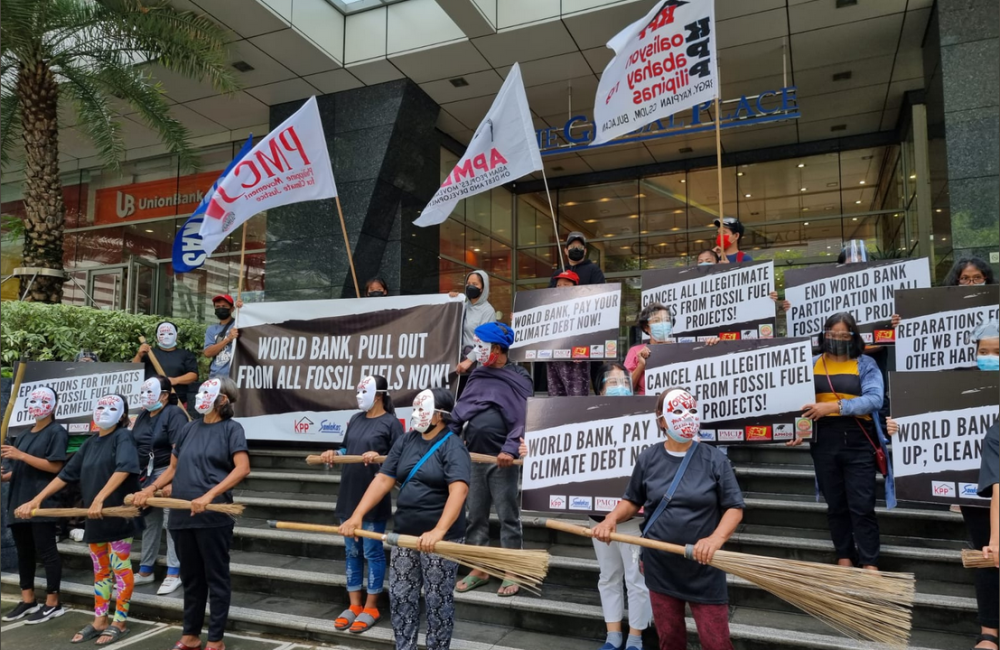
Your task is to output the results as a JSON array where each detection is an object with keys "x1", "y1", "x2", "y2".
[
  {"x1": 895, "y1": 285, "x2": 1000, "y2": 371},
  {"x1": 890, "y1": 371, "x2": 999, "y2": 506},
  {"x1": 640, "y1": 261, "x2": 776, "y2": 339},
  {"x1": 521, "y1": 396, "x2": 660, "y2": 515},
  {"x1": 234, "y1": 295, "x2": 463, "y2": 443},
  {"x1": 784, "y1": 258, "x2": 931, "y2": 343},
  {"x1": 509, "y1": 283, "x2": 622, "y2": 362},
  {"x1": 643, "y1": 338, "x2": 816, "y2": 443},
  {"x1": 8, "y1": 362, "x2": 144, "y2": 437}
]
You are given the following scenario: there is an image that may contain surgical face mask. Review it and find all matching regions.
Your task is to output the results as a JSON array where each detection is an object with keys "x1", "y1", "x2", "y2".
[
  {"x1": 27, "y1": 387, "x2": 57, "y2": 421},
  {"x1": 215, "y1": 307, "x2": 231, "y2": 320},
  {"x1": 977, "y1": 355, "x2": 1000, "y2": 371},
  {"x1": 661, "y1": 390, "x2": 700, "y2": 443},
  {"x1": 475, "y1": 339, "x2": 499, "y2": 366},
  {"x1": 605, "y1": 385, "x2": 632, "y2": 397},
  {"x1": 156, "y1": 323, "x2": 178, "y2": 348},
  {"x1": 410, "y1": 389, "x2": 437, "y2": 433},
  {"x1": 649, "y1": 321, "x2": 673, "y2": 342},
  {"x1": 194, "y1": 379, "x2": 223, "y2": 415},
  {"x1": 93, "y1": 394, "x2": 125, "y2": 429},
  {"x1": 139, "y1": 378, "x2": 164, "y2": 411},
  {"x1": 823, "y1": 337, "x2": 853, "y2": 357},
  {"x1": 698, "y1": 262, "x2": 714, "y2": 266},
  {"x1": 567, "y1": 247, "x2": 586, "y2": 262},
  {"x1": 715, "y1": 234, "x2": 733, "y2": 249},
  {"x1": 367, "y1": 290, "x2": 386, "y2": 297},
  {"x1": 465, "y1": 284, "x2": 482, "y2": 300},
  {"x1": 357, "y1": 376, "x2": 379, "y2": 411}
]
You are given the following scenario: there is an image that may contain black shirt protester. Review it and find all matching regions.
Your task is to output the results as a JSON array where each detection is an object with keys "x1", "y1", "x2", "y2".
[
  {"x1": 380, "y1": 430, "x2": 471, "y2": 540},
  {"x1": 979, "y1": 421, "x2": 999, "y2": 498},
  {"x1": 6, "y1": 422, "x2": 68, "y2": 524},
  {"x1": 130, "y1": 405, "x2": 189, "y2": 480},
  {"x1": 624, "y1": 442, "x2": 744, "y2": 603},
  {"x1": 58, "y1": 426, "x2": 141, "y2": 543},
  {"x1": 168, "y1": 419, "x2": 249, "y2": 530},
  {"x1": 334, "y1": 412, "x2": 403, "y2": 522},
  {"x1": 548, "y1": 258, "x2": 605, "y2": 287},
  {"x1": 143, "y1": 349, "x2": 198, "y2": 404}
]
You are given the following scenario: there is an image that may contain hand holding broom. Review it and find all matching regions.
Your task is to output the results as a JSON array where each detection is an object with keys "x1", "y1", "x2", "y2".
[
  {"x1": 125, "y1": 493, "x2": 244, "y2": 517},
  {"x1": 306, "y1": 451, "x2": 522, "y2": 466},
  {"x1": 961, "y1": 547, "x2": 999, "y2": 568},
  {"x1": 14, "y1": 503, "x2": 139, "y2": 519},
  {"x1": 137, "y1": 336, "x2": 192, "y2": 422}
]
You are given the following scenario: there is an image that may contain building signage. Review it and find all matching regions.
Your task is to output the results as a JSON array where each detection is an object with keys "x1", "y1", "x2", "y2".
[
  {"x1": 536, "y1": 86, "x2": 799, "y2": 155},
  {"x1": 93, "y1": 170, "x2": 223, "y2": 226}
]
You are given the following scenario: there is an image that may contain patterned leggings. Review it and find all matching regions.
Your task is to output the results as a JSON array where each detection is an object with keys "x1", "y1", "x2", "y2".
[
  {"x1": 89, "y1": 539, "x2": 134, "y2": 623},
  {"x1": 389, "y1": 544, "x2": 462, "y2": 650}
]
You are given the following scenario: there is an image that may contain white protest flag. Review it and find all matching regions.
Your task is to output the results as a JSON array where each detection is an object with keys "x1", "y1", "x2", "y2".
[
  {"x1": 199, "y1": 96, "x2": 336, "y2": 255},
  {"x1": 592, "y1": 0, "x2": 718, "y2": 146},
  {"x1": 414, "y1": 63, "x2": 541, "y2": 227}
]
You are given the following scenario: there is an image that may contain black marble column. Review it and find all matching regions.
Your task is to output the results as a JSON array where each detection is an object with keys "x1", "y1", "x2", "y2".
[
  {"x1": 265, "y1": 81, "x2": 441, "y2": 300},
  {"x1": 924, "y1": 0, "x2": 999, "y2": 265}
]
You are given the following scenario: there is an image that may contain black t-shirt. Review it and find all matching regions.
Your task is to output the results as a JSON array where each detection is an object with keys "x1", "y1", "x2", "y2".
[
  {"x1": 6, "y1": 422, "x2": 68, "y2": 525},
  {"x1": 335, "y1": 412, "x2": 403, "y2": 522},
  {"x1": 978, "y1": 421, "x2": 999, "y2": 498},
  {"x1": 58, "y1": 426, "x2": 141, "y2": 544},
  {"x1": 623, "y1": 442, "x2": 744, "y2": 604},
  {"x1": 130, "y1": 405, "x2": 188, "y2": 479},
  {"x1": 464, "y1": 407, "x2": 509, "y2": 455},
  {"x1": 380, "y1": 429, "x2": 470, "y2": 540},
  {"x1": 168, "y1": 419, "x2": 249, "y2": 530},
  {"x1": 143, "y1": 348, "x2": 199, "y2": 404},
  {"x1": 548, "y1": 258, "x2": 606, "y2": 287}
]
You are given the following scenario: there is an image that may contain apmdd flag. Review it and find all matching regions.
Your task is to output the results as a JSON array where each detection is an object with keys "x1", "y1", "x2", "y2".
[
  {"x1": 592, "y1": 0, "x2": 718, "y2": 146},
  {"x1": 199, "y1": 97, "x2": 336, "y2": 255},
  {"x1": 414, "y1": 63, "x2": 541, "y2": 227}
]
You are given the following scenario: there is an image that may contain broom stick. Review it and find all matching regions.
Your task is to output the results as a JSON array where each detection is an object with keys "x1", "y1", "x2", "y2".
[
  {"x1": 124, "y1": 494, "x2": 244, "y2": 516},
  {"x1": 268, "y1": 520, "x2": 548, "y2": 593},
  {"x1": 538, "y1": 518, "x2": 914, "y2": 648},
  {"x1": 18, "y1": 506, "x2": 140, "y2": 519},
  {"x1": 961, "y1": 547, "x2": 998, "y2": 568},
  {"x1": 138, "y1": 336, "x2": 192, "y2": 422},
  {"x1": 306, "y1": 452, "x2": 523, "y2": 466}
]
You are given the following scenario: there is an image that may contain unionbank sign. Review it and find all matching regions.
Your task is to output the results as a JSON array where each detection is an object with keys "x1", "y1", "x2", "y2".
[{"x1": 94, "y1": 171, "x2": 222, "y2": 226}]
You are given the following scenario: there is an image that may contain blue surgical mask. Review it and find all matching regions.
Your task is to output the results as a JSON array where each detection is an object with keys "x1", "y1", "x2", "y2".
[
  {"x1": 698, "y1": 262, "x2": 714, "y2": 266},
  {"x1": 649, "y1": 321, "x2": 672, "y2": 341},
  {"x1": 977, "y1": 355, "x2": 1000, "y2": 371},
  {"x1": 605, "y1": 385, "x2": 632, "y2": 397},
  {"x1": 147, "y1": 400, "x2": 164, "y2": 412}
]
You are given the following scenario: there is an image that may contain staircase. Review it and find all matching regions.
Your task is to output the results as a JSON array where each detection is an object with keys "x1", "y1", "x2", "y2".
[{"x1": 2, "y1": 444, "x2": 979, "y2": 649}]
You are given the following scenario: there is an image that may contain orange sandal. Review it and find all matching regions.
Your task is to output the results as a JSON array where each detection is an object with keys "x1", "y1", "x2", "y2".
[{"x1": 349, "y1": 609, "x2": 380, "y2": 634}]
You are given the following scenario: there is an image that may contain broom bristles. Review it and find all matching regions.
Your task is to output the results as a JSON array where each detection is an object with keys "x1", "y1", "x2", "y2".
[
  {"x1": 21, "y1": 506, "x2": 140, "y2": 519},
  {"x1": 961, "y1": 547, "x2": 997, "y2": 568},
  {"x1": 710, "y1": 549, "x2": 914, "y2": 648}
]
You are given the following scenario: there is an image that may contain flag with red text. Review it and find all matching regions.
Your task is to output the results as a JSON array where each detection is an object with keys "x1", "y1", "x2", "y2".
[
  {"x1": 592, "y1": 0, "x2": 718, "y2": 146},
  {"x1": 199, "y1": 97, "x2": 336, "y2": 254},
  {"x1": 414, "y1": 63, "x2": 541, "y2": 227}
]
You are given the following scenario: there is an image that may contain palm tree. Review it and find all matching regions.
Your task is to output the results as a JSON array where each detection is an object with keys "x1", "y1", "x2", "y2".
[{"x1": 1, "y1": 0, "x2": 239, "y2": 303}]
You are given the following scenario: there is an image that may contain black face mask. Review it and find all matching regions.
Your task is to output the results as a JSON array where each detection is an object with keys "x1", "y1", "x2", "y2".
[
  {"x1": 367, "y1": 291, "x2": 386, "y2": 298},
  {"x1": 465, "y1": 285, "x2": 482, "y2": 300},
  {"x1": 823, "y1": 338, "x2": 853, "y2": 357},
  {"x1": 568, "y1": 248, "x2": 586, "y2": 262},
  {"x1": 215, "y1": 308, "x2": 231, "y2": 320}
]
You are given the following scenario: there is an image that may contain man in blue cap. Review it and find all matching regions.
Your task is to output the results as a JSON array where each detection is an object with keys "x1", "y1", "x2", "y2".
[{"x1": 450, "y1": 322, "x2": 533, "y2": 598}]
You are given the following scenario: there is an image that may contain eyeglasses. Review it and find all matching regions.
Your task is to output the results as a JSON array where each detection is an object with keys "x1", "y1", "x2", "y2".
[
  {"x1": 958, "y1": 274, "x2": 986, "y2": 285},
  {"x1": 824, "y1": 331, "x2": 853, "y2": 341}
]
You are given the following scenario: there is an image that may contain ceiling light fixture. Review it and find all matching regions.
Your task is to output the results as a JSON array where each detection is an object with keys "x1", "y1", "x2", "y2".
[
  {"x1": 449, "y1": 77, "x2": 469, "y2": 87},
  {"x1": 797, "y1": 163, "x2": 806, "y2": 168},
  {"x1": 909, "y1": 174, "x2": 916, "y2": 179},
  {"x1": 680, "y1": 179, "x2": 686, "y2": 183},
  {"x1": 855, "y1": 200, "x2": 862, "y2": 204},
  {"x1": 584, "y1": 219, "x2": 598, "y2": 223},
  {"x1": 744, "y1": 193, "x2": 751, "y2": 198},
  {"x1": 231, "y1": 60, "x2": 255, "y2": 72},
  {"x1": 737, "y1": 172, "x2": 744, "y2": 177},
  {"x1": 859, "y1": 180, "x2": 866, "y2": 185},
  {"x1": 800, "y1": 187, "x2": 807, "y2": 192},
  {"x1": 935, "y1": 209, "x2": 942, "y2": 213},
  {"x1": 803, "y1": 222, "x2": 809, "y2": 226}
]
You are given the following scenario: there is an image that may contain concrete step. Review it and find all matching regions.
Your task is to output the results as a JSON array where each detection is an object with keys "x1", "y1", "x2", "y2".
[
  {"x1": 724, "y1": 444, "x2": 817, "y2": 467},
  {"x1": 733, "y1": 464, "x2": 887, "y2": 499}
]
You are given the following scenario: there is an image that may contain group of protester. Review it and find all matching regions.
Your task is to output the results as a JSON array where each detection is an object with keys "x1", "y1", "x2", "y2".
[{"x1": 1, "y1": 221, "x2": 997, "y2": 650}]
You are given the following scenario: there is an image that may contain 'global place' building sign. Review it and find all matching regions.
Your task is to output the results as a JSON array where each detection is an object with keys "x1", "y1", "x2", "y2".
[{"x1": 536, "y1": 86, "x2": 800, "y2": 155}]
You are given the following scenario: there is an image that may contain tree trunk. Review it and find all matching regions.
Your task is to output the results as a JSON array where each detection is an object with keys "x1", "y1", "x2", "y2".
[{"x1": 17, "y1": 60, "x2": 65, "y2": 303}]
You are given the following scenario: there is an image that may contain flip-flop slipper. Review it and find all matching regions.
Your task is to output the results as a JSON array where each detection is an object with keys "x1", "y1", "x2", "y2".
[
  {"x1": 170, "y1": 642, "x2": 202, "y2": 650},
  {"x1": 455, "y1": 575, "x2": 490, "y2": 593},
  {"x1": 349, "y1": 612, "x2": 379, "y2": 634},
  {"x1": 334, "y1": 608, "x2": 358, "y2": 630},
  {"x1": 71, "y1": 625, "x2": 102, "y2": 644},
  {"x1": 497, "y1": 579, "x2": 520, "y2": 598},
  {"x1": 95, "y1": 626, "x2": 130, "y2": 646}
]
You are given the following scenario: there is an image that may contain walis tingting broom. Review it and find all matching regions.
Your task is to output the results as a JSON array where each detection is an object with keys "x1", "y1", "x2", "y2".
[
  {"x1": 305, "y1": 453, "x2": 523, "y2": 466},
  {"x1": 536, "y1": 518, "x2": 915, "y2": 648},
  {"x1": 961, "y1": 548, "x2": 998, "y2": 568},
  {"x1": 18, "y1": 506, "x2": 140, "y2": 519},
  {"x1": 125, "y1": 494, "x2": 245, "y2": 518},
  {"x1": 269, "y1": 521, "x2": 548, "y2": 594}
]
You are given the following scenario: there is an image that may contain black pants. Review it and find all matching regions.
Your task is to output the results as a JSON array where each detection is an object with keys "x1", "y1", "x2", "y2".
[
  {"x1": 10, "y1": 522, "x2": 61, "y2": 594},
  {"x1": 171, "y1": 525, "x2": 233, "y2": 642},
  {"x1": 810, "y1": 430, "x2": 880, "y2": 566},
  {"x1": 961, "y1": 506, "x2": 1000, "y2": 629}
]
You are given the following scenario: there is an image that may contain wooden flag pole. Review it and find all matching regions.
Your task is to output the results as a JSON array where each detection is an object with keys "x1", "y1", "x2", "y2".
[
  {"x1": 334, "y1": 196, "x2": 361, "y2": 297},
  {"x1": 236, "y1": 223, "x2": 248, "y2": 305},
  {"x1": 714, "y1": 93, "x2": 726, "y2": 261},
  {"x1": 540, "y1": 166, "x2": 566, "y2": 272},
  {"x1": 1, "y1": 358, "x2": 27, "y2": 446}
]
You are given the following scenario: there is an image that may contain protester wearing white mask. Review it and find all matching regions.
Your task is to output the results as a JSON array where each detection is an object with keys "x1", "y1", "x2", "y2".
[
  {"x1": 133, "y1": 322, "x2": 199, "y2": 415},
  {"x1": 341, "y1": 387, "x2": 471, "y2": 650},
  {"x1": 319, "y1": 375, "x2": 403, "y2": 634},
  {"x1": 1, "y1": 386, "x2": 68, "y2": 624}
]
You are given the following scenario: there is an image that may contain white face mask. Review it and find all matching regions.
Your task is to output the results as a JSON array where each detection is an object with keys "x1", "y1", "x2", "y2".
[
  {"x1": 357, "y1": 376, "x2": 378, "y2": 411},
  {"x1": 27, "y1": 387, "x2": 57, "y2": 421},
  {"x1": 194, "y1": 379, "x2": 222, "y2": 415},
  {"x1": 410, "y1": 389, "x2": 436, "y2": 433},
  {"x1": 139, "y1": 378, "x2": 164, "y2": 411},
  {"x1": 156, "y1": 323, "x2": 178, "y2": 348},
  {"x1": 93, "y1": 394, "x2": 125, "y2": 429},
  {"x1": 661, "y1": 389, "x2": 700, "y2": 443},
  {"x1": 474, "y1": 338, "x2": 498, "y2": 366}
]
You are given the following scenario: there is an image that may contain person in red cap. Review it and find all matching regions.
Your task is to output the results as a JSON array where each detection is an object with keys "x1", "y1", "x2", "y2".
[
  {"x1": 204, "y1": 294, "x2": 243, "y2": 380},
  {"x1": 553, "y1": 269, "x2": 580, "y2": 288}
]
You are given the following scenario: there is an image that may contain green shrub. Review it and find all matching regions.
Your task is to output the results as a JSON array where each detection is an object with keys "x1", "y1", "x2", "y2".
[{"x1": 1, "y1": 302, "x2": 210, "y2": 378}]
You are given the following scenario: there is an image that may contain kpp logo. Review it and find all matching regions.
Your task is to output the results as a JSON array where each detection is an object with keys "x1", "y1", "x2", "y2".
[
  {"x1": 293, "y1": 416, "x2": 314, "y2": 434},
  {"x1": 931, "y1": 481, "x2": 956, "y2": 497},
  {"x1": 549, "y1": 495, "x2": 567, "y2": 510}
]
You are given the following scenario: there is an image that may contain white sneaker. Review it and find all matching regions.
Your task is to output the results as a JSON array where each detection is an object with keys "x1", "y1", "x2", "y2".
[
  {"x1": 133, "y1": 573, "x2": 156, "y2": 586},
  {"x1": 157, "y1": 576, "x2": 182, "y2": 595},
  {"x1": 69, "y1": 528, "x2": 84, "y2": 542}
]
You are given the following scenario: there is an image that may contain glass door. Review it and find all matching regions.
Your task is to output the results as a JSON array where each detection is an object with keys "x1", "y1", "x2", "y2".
[
  {"x1": 128, "y1": 257, "x2": 158, "y2": 315},
  {"x1": 85, "y1": 266, "x2": 126, "y2": 310}
]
